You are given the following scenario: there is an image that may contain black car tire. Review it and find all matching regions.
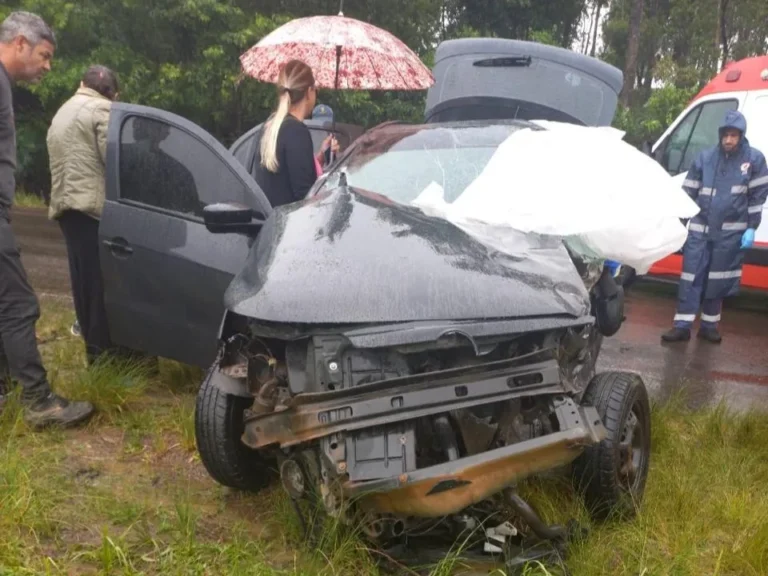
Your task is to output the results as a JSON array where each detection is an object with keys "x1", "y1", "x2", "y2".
[
  {"x1": 572, "y1": 371, "x2": 651, "y2": 520},
  {"x1": 615, "y1": 265, "x2": 638, "y2": 292},
  {"x1": 195, "y1": 367, "x2": 274, "y2": 491}
]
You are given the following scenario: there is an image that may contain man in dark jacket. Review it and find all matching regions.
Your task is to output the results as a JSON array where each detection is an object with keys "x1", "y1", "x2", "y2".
[
  {"x1": 0, "y1": 11, "x2": 94, "y2": 428},
  {"x1": 662, "y1": 110, "x2": 768, "y2": 344}
]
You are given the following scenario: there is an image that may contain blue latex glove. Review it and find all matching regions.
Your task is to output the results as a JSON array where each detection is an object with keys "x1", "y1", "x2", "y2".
[{"x1": 741, "y1": 229, "x2": 756, "y2": 249}]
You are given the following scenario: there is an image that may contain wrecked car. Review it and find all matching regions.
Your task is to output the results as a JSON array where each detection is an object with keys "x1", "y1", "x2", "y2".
[
  {"x1": 199, "y1": 120, "x2": 651, "y2": 568},
  {"x1": 95, "y1": 38, "x2": 650, "y2": 570}
]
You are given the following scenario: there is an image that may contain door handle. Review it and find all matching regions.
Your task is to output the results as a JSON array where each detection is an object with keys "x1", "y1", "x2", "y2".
[{"x1": 103, "y1": 238, "x2": 134, "y2": 255}]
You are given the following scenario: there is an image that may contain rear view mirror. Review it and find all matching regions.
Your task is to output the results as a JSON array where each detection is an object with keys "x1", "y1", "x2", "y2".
[
  {"x1": 203, "y1": 203, "x2": 264, "y2": 235},
  {"x1": 641, "y1": 141, "x2": 653, "y2": 156}
]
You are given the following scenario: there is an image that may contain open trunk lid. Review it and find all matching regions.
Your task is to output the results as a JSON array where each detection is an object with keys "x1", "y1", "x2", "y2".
[{"x1": 425, "y1": 38, "x2": 623, "y2": 127}]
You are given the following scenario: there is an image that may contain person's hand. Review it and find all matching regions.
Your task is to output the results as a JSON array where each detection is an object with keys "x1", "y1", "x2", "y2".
[
  {"x1": 320, "y1": 135, "x2": 340, "y2": 155},
  {"x1": 741, "y1": 228, "x2": 755, "y2": 249}
]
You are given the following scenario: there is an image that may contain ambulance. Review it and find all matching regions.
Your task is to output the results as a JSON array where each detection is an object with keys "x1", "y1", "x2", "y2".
[{"x1": 648, "y1": 55, "x2": 768, "y2": 291}]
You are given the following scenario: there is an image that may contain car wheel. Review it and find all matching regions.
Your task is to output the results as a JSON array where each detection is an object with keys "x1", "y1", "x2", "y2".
[
  {"x1": 572, "y1": 371, "x2": 651, "y2": 520},
  {"x1": 615, "y1": 266, "x2": 638, "y2": 292},
  {"x1": 195, "y1": 366, "x2": 274, "y2": 491}
]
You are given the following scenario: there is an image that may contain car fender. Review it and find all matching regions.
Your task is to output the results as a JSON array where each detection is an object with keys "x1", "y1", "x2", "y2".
[
  {"x1": 210, "y1": 369, "x2": 251, "y2": 398},
  {"x1": 210, "y1": 310, "x2": 252, "y2": 398}
]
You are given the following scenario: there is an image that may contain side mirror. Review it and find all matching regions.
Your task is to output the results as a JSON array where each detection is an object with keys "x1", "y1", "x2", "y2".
[
  {"x1": 641, "y1": 141, "x2": 653, "y2": 156},
  {"x1": 203, "y1": 203, "x2": 264, "y2": 235}
]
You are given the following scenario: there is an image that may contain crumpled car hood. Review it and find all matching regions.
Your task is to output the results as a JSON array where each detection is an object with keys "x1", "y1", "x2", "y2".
[{"x1": 224, "y1": 188, "x2": 591, "y2": 325}]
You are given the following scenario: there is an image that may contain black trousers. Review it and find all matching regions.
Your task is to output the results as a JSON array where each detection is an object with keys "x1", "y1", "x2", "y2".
[
  {"x1": 58, "y1": 210, "x2": 112, "y2": 363},
  {"x1": 0, "y1": 213, "x2": 51, "y2": 401}
]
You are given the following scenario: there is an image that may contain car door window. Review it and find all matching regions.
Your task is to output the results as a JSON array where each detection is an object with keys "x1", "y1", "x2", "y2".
[{"x1": 119, "y1": 116, "x2": 256, "y2": 217}]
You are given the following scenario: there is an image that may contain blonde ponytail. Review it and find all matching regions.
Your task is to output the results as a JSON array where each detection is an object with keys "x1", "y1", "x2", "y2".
[
  {"x1": 261, "y1": 91, "x2": 291, "y2": 173},
  {"x1": 259, "y1": 59, "x2": 316, "y2": 174}
]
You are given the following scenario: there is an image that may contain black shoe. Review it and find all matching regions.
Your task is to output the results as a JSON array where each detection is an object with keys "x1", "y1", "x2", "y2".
[
  {"x1": 697, "y1": 327, "x2": 722, "y2": 344},
  {"x1": 661, "y1": 327, "x2": 691, "y2": 342},
  {"x1": 24, "y1": 393, "x2": 95, "y2": 430}
]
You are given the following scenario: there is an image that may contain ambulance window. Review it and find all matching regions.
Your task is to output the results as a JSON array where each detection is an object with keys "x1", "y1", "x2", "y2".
[
  {"x1": 680, "y1": 99, "x2": 738, "y2": 172},
  {"x1": 750, "y1": 95, "x2": 768, "y2": 153},
  {"x1": 657, "y1": 99, "x2": 738, "y2": 175},
  {"x1": 657, "y1": 108, "x2": 700, "y2": 175}
]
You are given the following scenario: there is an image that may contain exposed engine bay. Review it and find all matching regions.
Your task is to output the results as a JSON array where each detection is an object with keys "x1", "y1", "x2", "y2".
[{"x1": 203, "y1": 266, "x2": 646, "y2": 573}]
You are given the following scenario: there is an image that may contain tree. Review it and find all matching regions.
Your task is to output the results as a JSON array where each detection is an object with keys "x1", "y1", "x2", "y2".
[
  {"x1": 621, "y1": 0, "x2": 644, "y2": 105},
  {"x1": 443, "y1": 0, "x2": 588, "y2": 48},
  {"x1": 590, "y1": 1, "x2": 605, "y2": 57},
  {"x1": 3, "y1": 0, "x2": 444, "y2": 197},
  {"x1": 716, "y1": 0, "x2": 729, "y2": 70},
  {"x1": 6, "y1": 0, "x2": 768, "y2": 197}
]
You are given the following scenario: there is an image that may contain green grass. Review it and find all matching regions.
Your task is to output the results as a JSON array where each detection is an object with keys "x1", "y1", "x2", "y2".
[
  {"x1": 514, "y1": 398, "x2": 768, "y2": 575},
  {"x1": 13, "y1": 189, "x2": 46, "y2": 209},
  {"x1": 0, "y1": 295, "x2": 766, "y2": 575}
]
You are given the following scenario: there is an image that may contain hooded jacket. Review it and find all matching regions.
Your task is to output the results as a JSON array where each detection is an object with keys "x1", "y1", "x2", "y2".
[
  {"x1": 682, "y1": 110, "x2": 768, "y2": 235},
  {"x1": 46, "y1": 87, "x2": 112, "y2": 220},
  {"x1": 678, "y1": 109, "x2": 768, "y2": 298}
]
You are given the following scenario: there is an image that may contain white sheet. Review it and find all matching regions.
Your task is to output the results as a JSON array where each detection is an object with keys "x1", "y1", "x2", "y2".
[{"x1": 411, "y1": 120, "x2": 701, "y2": 274}]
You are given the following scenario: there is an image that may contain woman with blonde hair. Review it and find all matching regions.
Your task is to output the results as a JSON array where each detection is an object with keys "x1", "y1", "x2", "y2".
[{"x1": 253, "y1": 59, "x2": 337, "y2": 206}]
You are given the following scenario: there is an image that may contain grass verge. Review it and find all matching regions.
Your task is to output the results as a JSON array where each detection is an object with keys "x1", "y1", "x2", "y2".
[
  {"x1": 13, "y1": 189, "x2": 46, "y2": 209},
  {"x1": 0, "y1": 296, "x2": 766, "y2": 575}
]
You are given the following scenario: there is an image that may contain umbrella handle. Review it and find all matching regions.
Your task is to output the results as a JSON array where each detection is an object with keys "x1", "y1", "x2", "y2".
[
  {"x1": 334, "y1": 45, "x2": 341, "y2": 89},
  {"x1": 329, "y1": 124, "x2": 337, "y2": 166}
]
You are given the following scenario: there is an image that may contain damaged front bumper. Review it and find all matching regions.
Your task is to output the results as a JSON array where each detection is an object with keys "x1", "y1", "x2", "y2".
[
  {"x1": 345, "y1": 402, "x2": 604, "y2": 518},
  {"x1": 241, "y1": 351, "x2": 565, "y2": 449},
  {"x1": 241, "y1": 349, "x2": 607, "y2": 518}
]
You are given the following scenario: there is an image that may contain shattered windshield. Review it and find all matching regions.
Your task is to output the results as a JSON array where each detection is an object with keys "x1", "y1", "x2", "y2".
[{"x1": 317, "y1": 121, "x2": 535, "y2": 204}]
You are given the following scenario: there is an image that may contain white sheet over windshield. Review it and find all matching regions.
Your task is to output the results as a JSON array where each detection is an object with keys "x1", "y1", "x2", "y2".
[{"x1": 411, "y1": 120, "x2": 700, "y2": 274}]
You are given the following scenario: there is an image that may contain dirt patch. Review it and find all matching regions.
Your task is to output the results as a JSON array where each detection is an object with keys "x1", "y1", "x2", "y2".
[
  {"x1": 62, "y1": 427, "x2": 207, "y2": 492},
  {"x1": 56, "y1": 423, "x2": 278, "y2": 536}
]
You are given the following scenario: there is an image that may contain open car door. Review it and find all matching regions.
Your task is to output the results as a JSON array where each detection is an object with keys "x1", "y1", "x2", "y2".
[{"x1": 100, "y1": 103, "x2": 272, "y2": 368}]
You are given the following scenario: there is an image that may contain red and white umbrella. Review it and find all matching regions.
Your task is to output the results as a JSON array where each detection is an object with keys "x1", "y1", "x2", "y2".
[{"x1": 240, "y1": 11, "x2": 434, "y2": 91}]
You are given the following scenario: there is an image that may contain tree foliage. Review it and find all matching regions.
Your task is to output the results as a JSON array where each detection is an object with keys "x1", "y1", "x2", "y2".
[
  {"x1": 6, "y1": 0, "x2": 592, "y2": 197},
  {"x1": 442, "y1": 0, "x2": 588, "y2": 48},
  {"x1": 5, "y1": 0, "x2": 767, "y2": 197},
  {"x1": 598, "y1": 0, "x2": 768, "y2": 143}
]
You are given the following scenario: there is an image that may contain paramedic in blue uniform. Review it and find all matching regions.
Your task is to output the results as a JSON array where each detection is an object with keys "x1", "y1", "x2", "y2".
[{"x1": 662, "y1": 110, "x2": 768, "y2": 344}]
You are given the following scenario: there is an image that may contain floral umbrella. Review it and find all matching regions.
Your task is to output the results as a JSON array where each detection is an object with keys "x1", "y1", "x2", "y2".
[{"x1": 239, "y1": 8, "x2": 434, "y2": 91}]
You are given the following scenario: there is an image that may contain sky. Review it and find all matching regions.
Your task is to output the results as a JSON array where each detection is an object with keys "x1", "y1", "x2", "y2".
[{"x1": 572, "y1": 3, "x2": 608, "y2": 56}]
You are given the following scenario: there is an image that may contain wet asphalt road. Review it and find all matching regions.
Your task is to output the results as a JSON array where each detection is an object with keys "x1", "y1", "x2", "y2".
[
  {"x1": 12, "y1": 207, "x2": 72, "y2": 299},
  {"x1": 599, "y1": 291, "x2": 768, "y2": 411},
  {"x1": 11, "y1": 207, "x2": 768, "y2": 411}
]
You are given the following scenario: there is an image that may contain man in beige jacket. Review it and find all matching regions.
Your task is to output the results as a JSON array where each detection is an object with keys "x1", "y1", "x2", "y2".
[{"x1": 47, "y1": 65, "x2": 118, "y2": 364}]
